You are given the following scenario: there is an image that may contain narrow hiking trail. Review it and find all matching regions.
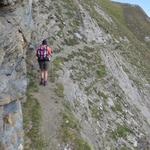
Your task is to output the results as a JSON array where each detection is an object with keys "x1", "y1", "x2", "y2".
[{"x1": 33, "y1": 81, "x2": 63, "y2": 150}]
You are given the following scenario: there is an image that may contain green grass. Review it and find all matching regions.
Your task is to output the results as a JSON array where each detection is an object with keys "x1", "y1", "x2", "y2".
[
  {"x1": 23, "y1": 70, "x2": 45, "y2": 149},
  {"x1": 120, "y1": 146, "x2": 132, "y2": 150},
  {"x1": 49, "y1": 57, "x2": 64, "y2": 82},
  {"x1": 99, "y1": 0, "x2": 150, "y2": 82},
  {"x1": 82, "y1": 0, "x2": 150, "y2": 83},
  {"x1": 121, "y1": 4, "x2": 150, "y2": 44},
  {"x1": 27, "y1": 72, "x2": 39, "y2": 93},
  {"x1": 111, "y1": 124, "x2": 132, "y2": 140},
  {"x1": 111, "y1": 101, "x2": 123, "y2": 113},
  {"x1": 90, "y1": 104, "x2": 102, "y2": 119},
  {"x1": 52, "y1": 57, "x2": 62, "y2": 67},
  {"x1": 64, "y1": 37, "x2": 79, "y2": 46},
  {"x1": 55, "y1": 83, "x2": 64, "y2": 97},
  {"x1": 59, "y1": 100, "x2": 92, "y2": 150},
  {"x1": 98, "y1": 0, "x2": 125, "y2": 25},
  {"x1": 96, "y1": 65, "x2": 106, "y2": 78},
  {"x1": 71, "y1": 19, "x2": 81, "y2": 28},
  {"x1": 23, "y1": 90, "x2": 45, "y2": 149},
  {"x1": 63, "y1": 0, "x2": 77, "y2": 10},
  {"x1": 97, "y1": 91, "x2": 108, "y2": 99},
  {"x1": 88, "y1": 100, "x2": 102, "y2": 119},
  {"x1": 52, "y1": 57, "x2": 64, "y2": 70},
  {"x1": 62, "y1": 0, "x2": 82, "y2": 31},
  {"x1": 47, "y1": 37, "x2": 54, "y2": 45},
  {"x1": 64, "y1": 46, "x2": 106, "y2": 82}
]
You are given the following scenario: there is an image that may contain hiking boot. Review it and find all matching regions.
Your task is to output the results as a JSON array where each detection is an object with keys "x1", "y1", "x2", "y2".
[
  {"x1": 43, "y1": 80, "x2": 47, "y2": 86},
  {"x1": 40, "y1": 79, "x2": 44, "y2": 85}
]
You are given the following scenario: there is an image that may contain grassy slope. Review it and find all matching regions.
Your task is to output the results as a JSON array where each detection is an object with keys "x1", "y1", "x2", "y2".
[
  {"x1": 97, "y1": 0, "x2": 150, "y2": 83},
  {"x1": 23, "y1": 71, "x2": 45, "y2": 150},
  {"x1": 120, "y1": 3, "x2": 150, "y2": 44}
]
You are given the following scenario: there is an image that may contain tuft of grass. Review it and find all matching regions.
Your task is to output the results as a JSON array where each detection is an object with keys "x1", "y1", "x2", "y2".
[
  {"x1": 111, "y1": 124, "x2": 132, "y2": 140},
  {"x1": 52, "y1": 57, "x2": 64, "y2": 70},
  {"x1": 120, "y1": 146, "x2": 132, "y2": 150},
  {"x1": 64, "y1": 37, "x2": 79, "y2": 46},
  {"x1": 27, "y1": 72, "x2": 39, "y2": 93},
  {"x1": 97, "y1": 91, "x2": 108, "y2": 99},
  {"x1": 57, "y1": 30, "x2": 64, "y2": 38},
  {"x1": 71, "y1": 19, "x2": 81, "y2": 28},
  {"x1": 49, "y1": 57, "x2": 64, "y2": 82},
  {"x1": 55, "y1": 83, "x2": 64, "y2": 97},
  {"x1": 111, "y1": 101, "x2": 123, "y2": 113},
  {"x1": 96, "y1": 65, "x2": 106, "y2": 78},
  {"x1": 53, "y1": 57, "x2": 62, "y2": 68},
  {"x1": 47, "y1": 37, "x2": 54, "y2": 45},
  {"x1": 88, "y1": 101, "x2": 102, "y2": 119},
  {"x1": 75, "y1": 138, "x2": 92, "y2": 150}
]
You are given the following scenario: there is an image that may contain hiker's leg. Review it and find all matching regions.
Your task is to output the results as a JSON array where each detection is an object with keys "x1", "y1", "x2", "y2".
[
  {"x1": 44, "y1": 61, "x2": 49, "y2": 81},
  {"x1": 39, "y1": 70, "x2": 44, "y2": 85},
  {"x1": 44, "y1": 70, "x2": 48, "y2": 81},
  {"x1": 41, "y1": 70, "x2": 44, "y2": 79},
  {"x1": 39, "y1": 61, "x2": 44, "y2": 85},
  {"x1": 43, "y1": 70, "x2": 48, "y2": 86},
  {"x1": 42, "y1": 61, "x2": 49, "y2": 86}
]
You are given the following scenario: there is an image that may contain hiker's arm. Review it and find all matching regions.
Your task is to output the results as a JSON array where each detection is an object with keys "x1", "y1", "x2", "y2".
[{"x1": 48, "y1": 47, "x2": 52, "y2": 56}]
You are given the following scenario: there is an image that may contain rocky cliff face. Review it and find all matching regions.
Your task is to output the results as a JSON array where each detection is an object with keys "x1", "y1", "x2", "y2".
[
  {"x1": 0, "y1": 0, "x2": 150, "y2": 150},
  {"x1": 0, "y1": 0, "x2": 32, "y2": 149}
]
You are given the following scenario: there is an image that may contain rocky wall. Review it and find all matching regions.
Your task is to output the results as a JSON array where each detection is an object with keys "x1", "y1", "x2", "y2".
[{"x1": 0, "y1": 0, "x2": 32, "y2": 149}]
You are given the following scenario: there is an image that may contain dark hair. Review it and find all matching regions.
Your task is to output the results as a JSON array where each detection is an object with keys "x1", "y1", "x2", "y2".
[{"x1": 42, "y1": 39, "x2": 47, "y2": 45}]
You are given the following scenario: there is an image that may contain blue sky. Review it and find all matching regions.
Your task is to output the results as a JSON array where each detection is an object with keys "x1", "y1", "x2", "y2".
[{"x1": 112, "y1": 0, "x2": 150, "y2": 17}]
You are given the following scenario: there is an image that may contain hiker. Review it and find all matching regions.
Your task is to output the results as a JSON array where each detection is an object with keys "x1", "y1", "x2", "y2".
[{"x1": 36, "y1": 39, "x2": 52, "y2": 86}]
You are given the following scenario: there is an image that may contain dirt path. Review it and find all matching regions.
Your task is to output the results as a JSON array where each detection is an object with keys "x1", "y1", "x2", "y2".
[{"x1": 33, "y1": 81, "x2": 62, "y2": 150}]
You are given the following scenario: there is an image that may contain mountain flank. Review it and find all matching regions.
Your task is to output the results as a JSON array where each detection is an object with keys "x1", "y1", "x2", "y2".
[{"x1": 0, "y1": 0, "x2": 150, "y2": 150}]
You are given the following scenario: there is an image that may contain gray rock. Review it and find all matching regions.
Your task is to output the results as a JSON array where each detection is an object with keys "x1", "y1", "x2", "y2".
[{"x1": 0, "y1": 0, "x2": 32, "y2": 149}]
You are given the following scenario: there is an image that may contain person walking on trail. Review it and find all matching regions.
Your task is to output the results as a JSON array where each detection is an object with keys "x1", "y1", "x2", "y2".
[{"x1": 36, "y1": 39, "x2": 52, "y2": 86}]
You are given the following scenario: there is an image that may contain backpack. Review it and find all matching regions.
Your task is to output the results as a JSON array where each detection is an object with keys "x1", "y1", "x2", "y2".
[{"x1": 37, "y1": 45, "x2": 50, "y2": 61}]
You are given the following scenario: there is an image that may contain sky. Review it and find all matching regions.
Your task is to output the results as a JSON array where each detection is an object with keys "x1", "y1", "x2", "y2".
[{"x1": 112, "y1": 0, "x2": 150, "y2": 17}]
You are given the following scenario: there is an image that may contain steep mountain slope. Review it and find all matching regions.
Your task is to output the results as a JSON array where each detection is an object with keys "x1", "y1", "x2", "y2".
[
  {"x1": 0, "y1": 0, "x2": 150, "y2": 150},
  {"x1": 24, "y1": 0, "x2": 150, "y2": 149},
  {"x1": 116, "y1": 2, "x2": 150, "y2": 47}
]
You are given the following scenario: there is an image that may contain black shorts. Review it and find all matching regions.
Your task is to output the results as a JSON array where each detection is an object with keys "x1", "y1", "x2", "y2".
[{"x1": 38, "y1": 61, "x2": 49, "y2": 70}]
